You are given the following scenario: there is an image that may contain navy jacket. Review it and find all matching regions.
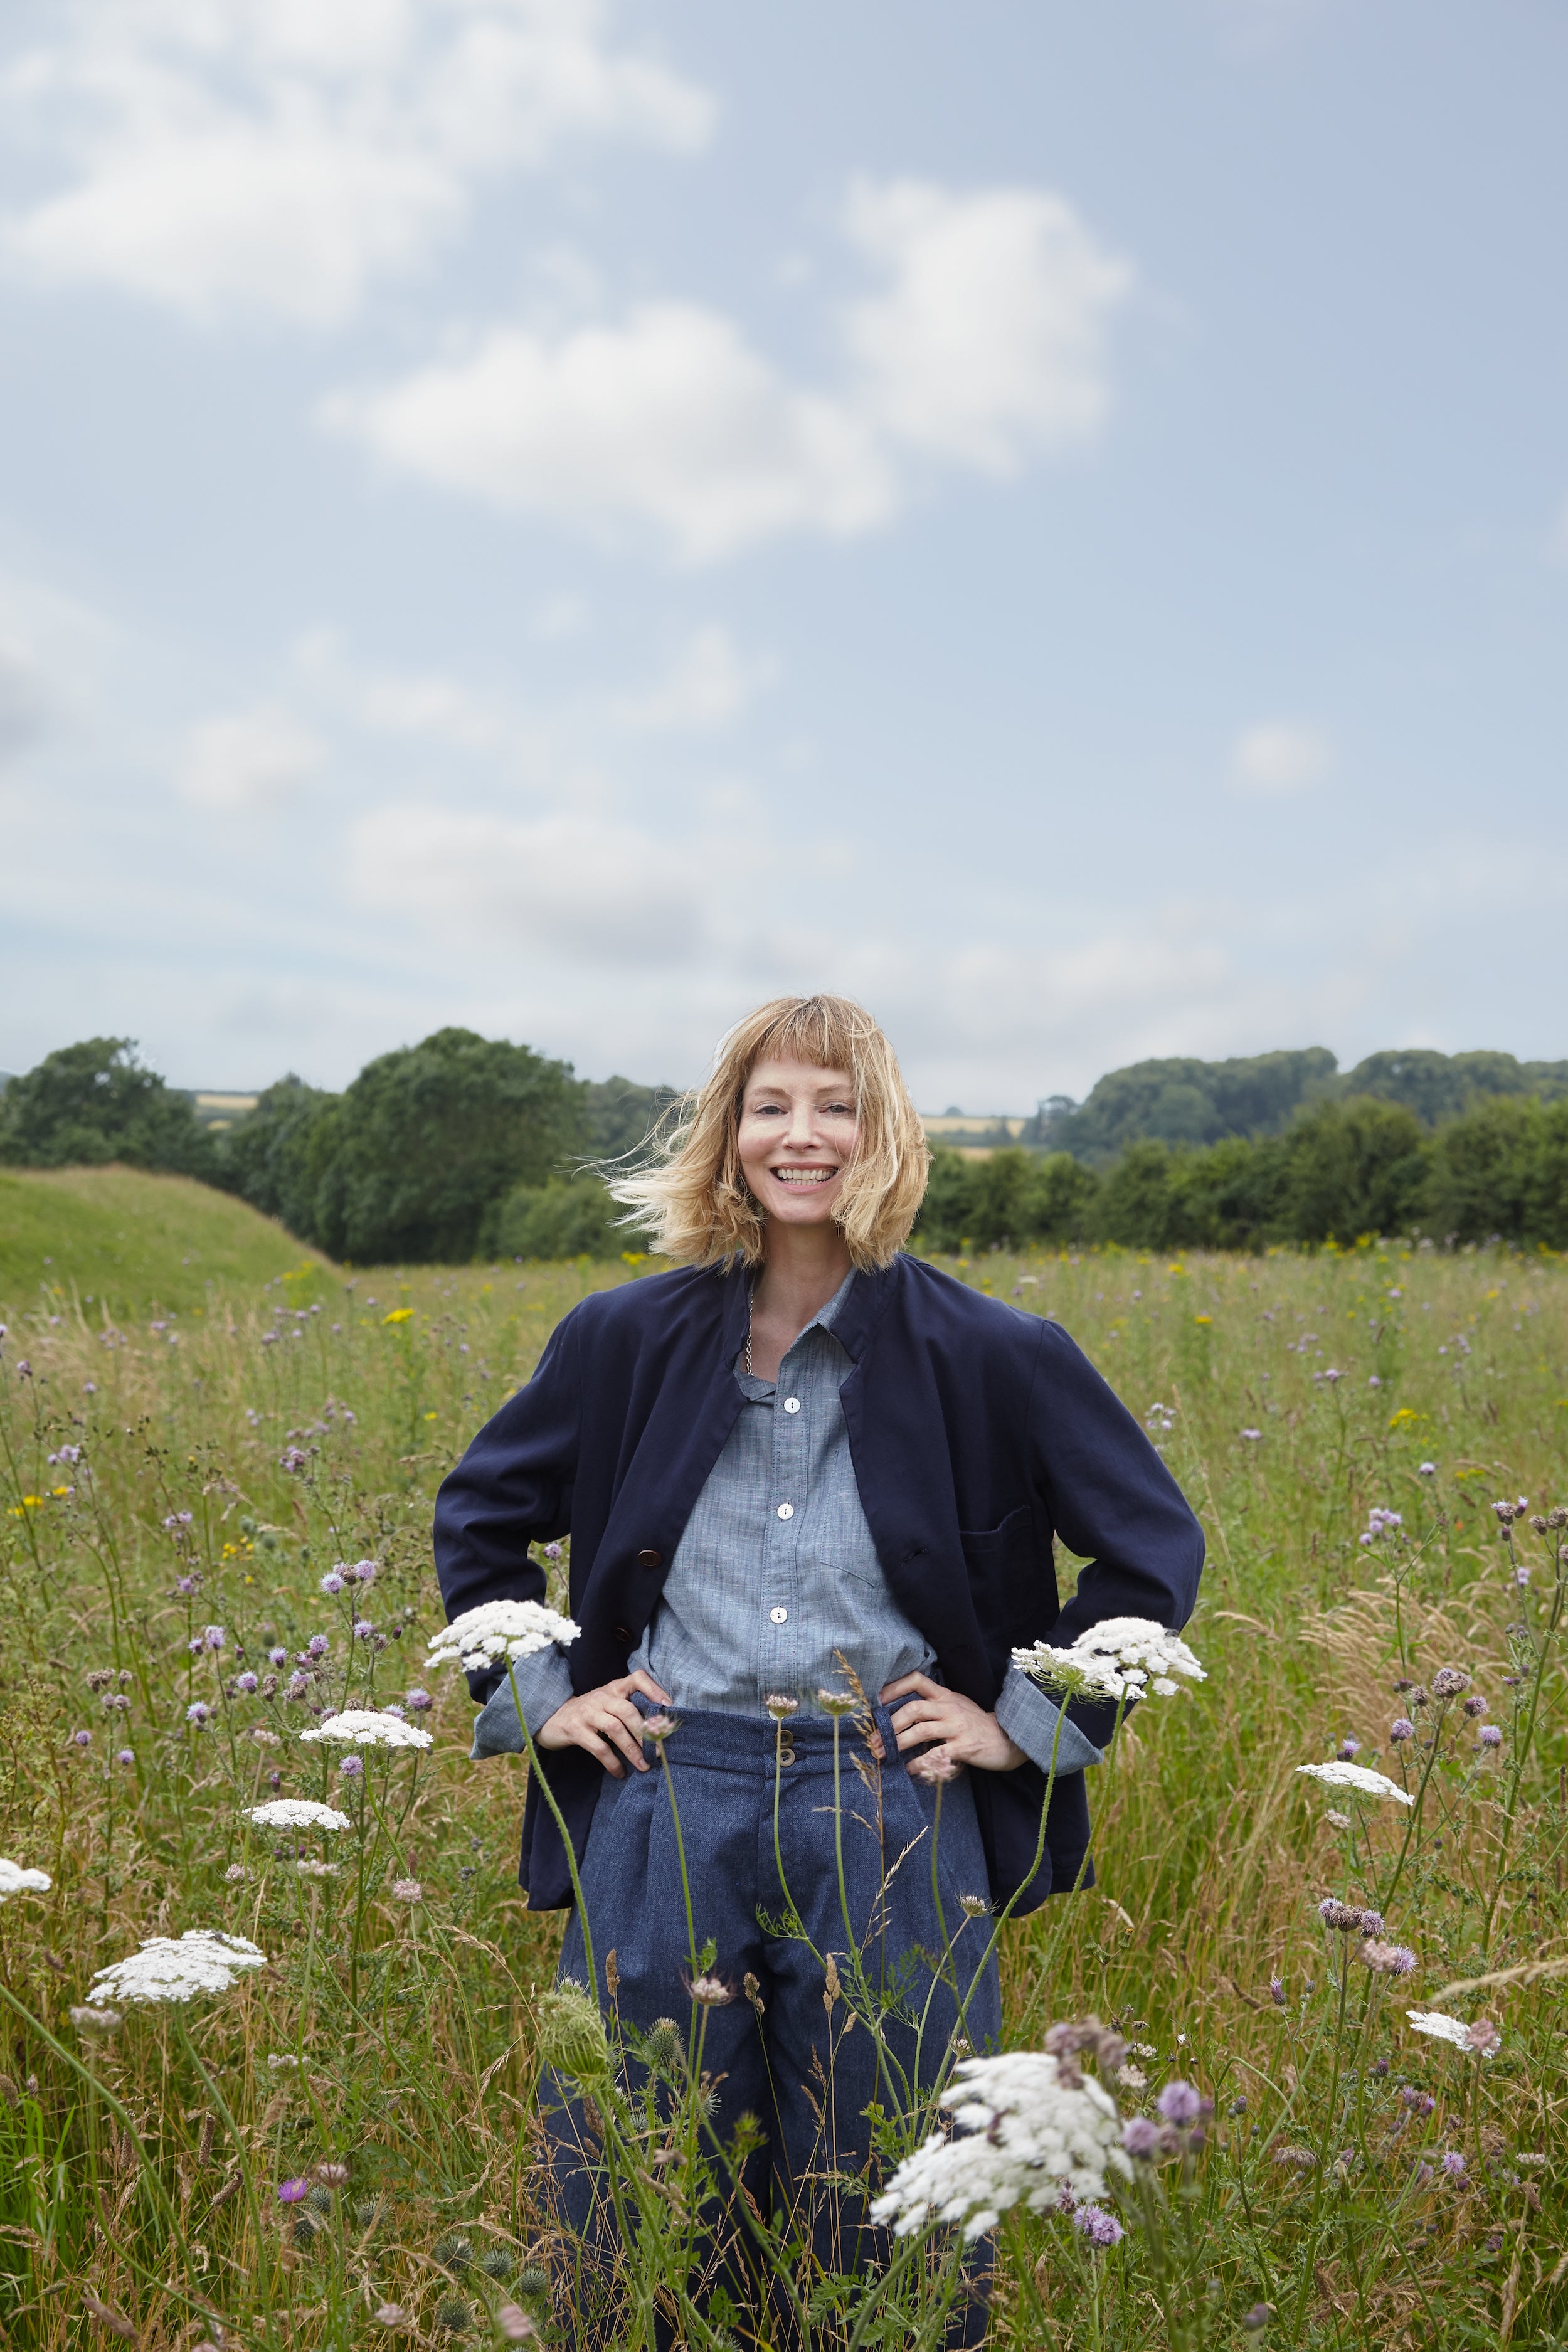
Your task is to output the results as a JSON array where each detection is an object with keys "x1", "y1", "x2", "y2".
[{"x1": 433, "y1": 1253, "x2": 1204, "y2": 1915}]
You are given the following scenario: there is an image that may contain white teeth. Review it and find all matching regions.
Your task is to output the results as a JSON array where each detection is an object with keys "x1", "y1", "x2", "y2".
[{"x1": 773, "y1": 1169, "x2": 833, "y2": 1185}]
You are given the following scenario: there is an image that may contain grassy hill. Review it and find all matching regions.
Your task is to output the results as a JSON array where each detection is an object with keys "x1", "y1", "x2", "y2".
[{"x1": 0, "y1": 1165, "x2": 331, "y2": 1318}]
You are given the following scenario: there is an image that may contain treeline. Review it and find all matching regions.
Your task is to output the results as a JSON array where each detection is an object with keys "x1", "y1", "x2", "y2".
[
  {"x1": 0, "y1": 1034, "x2": 667, "y2": 1264},
  {"x1": 1023, "y1": 1046, "x2": 1568, "y2": 1165},
  {"x1": 7, "y1": 1034, "x2": 1568, "y2": 1263},
  {"x1": 918, "y1": 1095, "x2": 1568, "y2": 1253}
]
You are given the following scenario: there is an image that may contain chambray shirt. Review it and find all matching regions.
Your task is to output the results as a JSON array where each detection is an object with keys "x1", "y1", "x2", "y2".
[{"x1": 471, "y1": 1271, "x2": 1101, "y2": 1778}]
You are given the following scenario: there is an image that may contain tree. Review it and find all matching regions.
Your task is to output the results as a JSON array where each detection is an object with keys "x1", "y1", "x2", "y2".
[
  {"x1": 0, "y1": 1038, "x2": 213, "y2": 1175},
  {"x1": 310, "y1": 1028, "x2": 585, "y2": 1263},
  {"x1": 1277, "y1": 1099, "x2": 1431, "y2": 1244},
  {"x1": 484, "y1": 1175, "x2": 626, "y2": 1260},
  {"x1": 215, "y1": 1076, "x2": 341, "y2": 1240}
]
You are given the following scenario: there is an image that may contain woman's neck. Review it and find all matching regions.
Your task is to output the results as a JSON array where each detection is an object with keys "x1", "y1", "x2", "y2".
[{"x1": 746, "y1": 1223, "x2": 853, "y2": 1379}]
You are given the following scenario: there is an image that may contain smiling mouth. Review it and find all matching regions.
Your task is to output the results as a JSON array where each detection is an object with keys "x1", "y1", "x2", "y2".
[{"x1": 771, "y1": 1167, "x2": 837, "y2": 1187}]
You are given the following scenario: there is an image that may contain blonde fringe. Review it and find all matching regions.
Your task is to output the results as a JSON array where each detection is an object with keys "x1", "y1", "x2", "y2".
[{"x1": 604, "y1": 995, "x2": 930, "y2": 1270}]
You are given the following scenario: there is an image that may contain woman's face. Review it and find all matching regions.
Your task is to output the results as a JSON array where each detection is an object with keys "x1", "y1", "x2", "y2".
[{"x1": 736, "y1": 1057, "x2": 859, "y2": 1229}]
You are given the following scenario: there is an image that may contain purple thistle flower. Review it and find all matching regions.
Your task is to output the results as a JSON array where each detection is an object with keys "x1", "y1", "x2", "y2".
[
  {"x1": 337, "y1": 1755, "x2": 364, "y2": 1779},
  {"x1": 352, "y1": 1619, "x2": 374, "y2": 1642},
  {"x1": 115, "y1": 1747, "x2": 134, "y2": 1766},
  {"x1": 306, "y1": 1634, "x2": 329, "y2": 1659},
  {"x1": 405, "y1": 1688, "x2": 433, "y2": 1712},
  {"x1": 1073, "y1": 2205, "x2": 1124, "y2": 2245},
  {"x1": 1441, "y1": 2150, "x2": 1466, "y2": 2179},
  {"x1": 163, "y1": 1511, "x2": 193, "y2": 1530},
  {"x1": 1156, "y1": 2080, "x2": 1202, "y2": 2127},
  {"x1": 1336, "y1": 1736, "x2": 1362, "y2": 1761},
  {"x1": 188, "y1": 1637, "x2": 206, "y2": 1657},
  {"x1": 1463, "y1": 1694, "x2": 1486, "y2": 1717},
  {"x1": 1431, "y1": 1666, "x2": 1470, "y2": 1700},
  {"x1": 186, "y1": 1702, "x2": 211, "y2": 1726},
  {"x1": 204, "y1": 1624, "x2": 225, "y2": 1651},
  {"x1": 1357, "y1": 1940, "x2": 1417, "y2": 1976},
  {"x1": 234, "y1": 1671, "x2": 258, "y2": 1694},
  {"x1": 1357, "y1": 1909, "x2": 1384, "y2": 1936},
  {"x1": 1121, "y1": 2116, "x2": 1161, "y2": 2158},
  {"x1": 544, "y1": 1541, "x2": 563, "y2": 1560},
  {"x1": 269, "y1": 1646, "x2": 289, "y2": 1666},
  {"x1": 1389, "y1": 1718, "x2": 1415, "y2": 1742},
  {"x1": 1413, "y1": 2161, "x2": 1434, "y2": 2186},
  {"x1": 351, "y1": 1559, "x2": 377, "y2": 1582},
  {"x1": 71, "y1": 1728, "x2": 92, "y2": 1749},
  {"x1": 1269, "y1": 1977, "x2": 1286, "y2": 2006},
  {"x1": 1478, "y1": 1724, "x2": 1503, "y2": 1749},
  {"x1": 1418, "y1": 1461, "x2": 1436, "y2": 1476},
  {"x1": 280, "y1": 1446, "x2": 308, "y2": 1472},
  {"x1": 284, "y1": 1673, "x2": 310, "y2": 1701},
  {"x1": 319, "y1": 1573, "x2": 345, "y2": 1596},
  {"x1": 277, "y1": 2178, "x2": 310, "y2": 2203}
]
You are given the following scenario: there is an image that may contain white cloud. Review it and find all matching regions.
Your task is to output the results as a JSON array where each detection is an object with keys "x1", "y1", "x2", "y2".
[
  {"x1": 322, "y1": 175, "x2": 1130, "y2": 560},
  {"x1": 349, "y1": 800, "x2": 718, "y2": 961},
  {"x1": 1231, "y1": 721, "x2": 1332, "y2": 795},
  {"x1": 180, "y1": 706, "x2": 324, "y2": 810},
  {"x1": 320, "y1": 301, "x2": 897, "y2": 562},
  {"x1": 2, "y1": 0, "x2": 714, "y2": 325},
  {"x1": 619, "y1": 625, "x2": 776, "y2": 731},
  {"x1": 844, "y1": 178, "x2": 1131, "y2": 470},
  {"x1": 0, "y1": 638, "x2": 49, "y2": 760}
]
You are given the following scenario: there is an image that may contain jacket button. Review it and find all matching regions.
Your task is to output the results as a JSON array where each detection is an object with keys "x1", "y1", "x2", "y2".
[{"x1": 637, "y1": 1548, "x2": 662, "y2": 1569}]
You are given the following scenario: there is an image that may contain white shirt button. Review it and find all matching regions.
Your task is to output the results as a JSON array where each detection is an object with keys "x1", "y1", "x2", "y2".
[
  {"x1": 776, "y1": 1502, "x2": 795, "y2": 1520},
  {"x1": 783, "y1": 1396, "x2": 801, "y2": 1414},
  {"x1": 770, "y1": 1606, "x2": 788, "y2": 1624}
]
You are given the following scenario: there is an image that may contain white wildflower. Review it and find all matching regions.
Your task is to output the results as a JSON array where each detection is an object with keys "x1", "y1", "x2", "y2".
[
  {"x1": 0, "y1": 1860, "x2": 51, "y2": 1901},
  {"x1": 267, "y1": 2053, "x2": 301, "y2": 2069},
  {"x1": 1296, "y1": 1761, "x2": 1414, "y2": 1806},
  {"x1": 1014, "y1": 1616, "x2": 1205, "y2": 1703},
  {"x1": 869, "y1": 2051, "x2": 1130, "y2": 2242},
  {"x1": 1407, "y1": 2010, "x2": 1497, "y2": 2055},
  {"x1": 88, "y1": 1928, "x2": 267, "y2": 2006},
  {"x1": 296, "y1": 1859, "x2": 339, "y2": 1878},
  {"x1": 426, "y1": 1599, "x2": 581, "y2": 1675},
  {"x1": 298, "y1": 1710, "x2": 432, "y2": 1750},
  {"x1": 246, "y1": 1799, "x2": 352, "y2": 1831}
]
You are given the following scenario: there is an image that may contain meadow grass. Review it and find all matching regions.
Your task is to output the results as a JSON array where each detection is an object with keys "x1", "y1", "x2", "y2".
[
  {"x1": 0, "y1": 1169, "x2": 329, "y2": 1319},
  {"x1": 0, "y1": 1227, "x2": 1565, "y2": 2346}
]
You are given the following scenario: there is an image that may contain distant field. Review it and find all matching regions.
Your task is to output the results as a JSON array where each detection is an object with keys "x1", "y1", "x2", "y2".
[{"x1": 0, "y1": 1165, "x2": 329, "y2": 1318}]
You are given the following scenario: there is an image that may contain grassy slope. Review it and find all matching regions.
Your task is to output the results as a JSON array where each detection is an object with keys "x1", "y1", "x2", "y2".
[{"x1": 0, "y1": 1165, "x2": 329, "y2": 1319}]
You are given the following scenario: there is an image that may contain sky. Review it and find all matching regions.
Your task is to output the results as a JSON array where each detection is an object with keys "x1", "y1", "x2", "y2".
[{"x1": 3, "y1": 0, "x2": 1567, "y2": 1111}]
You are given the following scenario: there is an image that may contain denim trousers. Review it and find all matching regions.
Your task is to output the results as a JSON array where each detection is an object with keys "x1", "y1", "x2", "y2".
[{"x1": 543, "y1": 1701, "x2": 1003, "y2": 2344}]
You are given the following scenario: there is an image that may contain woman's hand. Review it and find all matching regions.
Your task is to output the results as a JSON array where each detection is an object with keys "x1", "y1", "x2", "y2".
[
  {"x1": 536, "y1": 1670, "x2": 672, "y2": 1777},
  {"x1": 877, "y1": 1672, "x2": 1026, "y2": 1775}
]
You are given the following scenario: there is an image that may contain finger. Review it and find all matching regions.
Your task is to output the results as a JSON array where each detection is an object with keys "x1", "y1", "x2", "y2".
[
  {"x1": 627, "y1": 1670, "x2": 672, "y2": 1704},
  {"x1": 575, "y1": 1727, "x2": 627, "y2": 1777},
  {"x1": 894, "y1": 1720, "x2": 950, "y2": 1754},
  {"x1": 878, "y1": 1674, "x2": 938, "y2": 1704},
  {"x1": 598, "y1": 1713, "x2": 650, "y2": 1771}
]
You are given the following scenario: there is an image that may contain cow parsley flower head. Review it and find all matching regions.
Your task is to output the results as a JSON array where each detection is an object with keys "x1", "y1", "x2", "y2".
[
  {"x1": 1296, "y1": 1761, "x2": 1414, "y2": 1806},
  {"x1": 299, "y1": 1710, "x2": 432, "y2": 1749},
  {"x1": 868, "y1": 2051, "x2": 1130, "y2": 2242},
  {"x1": 0, "y1": 1860, "x2": 51, "y2": 1902},
  {"x1": 246, "y1": 1799, "x2": 352, "y2": 1832},
  {"x1": 426, "y1": 1600, "x2": 581, "y2": 1674},
  {"x1": 1407, "y1": 2009, "x2": 1497, "y2": 2053},
  {"x1": 88, "y1": 1928, "x2": 267, "y2": 2006},
  {"x1": 1013, "y1": 1617, "x2": 1205, "y2": 1703}
]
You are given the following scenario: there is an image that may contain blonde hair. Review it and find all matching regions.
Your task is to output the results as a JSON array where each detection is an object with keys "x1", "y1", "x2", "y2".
[{"x1": 607, "y1": 995, "x2": 930, "y2": 1270}]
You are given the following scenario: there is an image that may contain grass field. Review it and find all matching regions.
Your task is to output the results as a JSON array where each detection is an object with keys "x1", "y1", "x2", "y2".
[
  {"x1": 1, "y1": 1193, "x2": 1567, "y2": 2346},
  {"x1": 0, "y1": 1168, "x2": 328, "y2": 1320}
]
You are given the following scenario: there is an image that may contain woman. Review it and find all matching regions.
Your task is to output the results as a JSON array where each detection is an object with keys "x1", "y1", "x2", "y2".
[{"x1": 433, "y1": 994, "x2": 1203, "y2": 2328}]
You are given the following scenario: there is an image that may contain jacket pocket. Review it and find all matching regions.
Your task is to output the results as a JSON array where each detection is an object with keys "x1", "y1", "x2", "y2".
[{"x1": 958, "y1": 1504, "x2": 1044, "y2": 1620}]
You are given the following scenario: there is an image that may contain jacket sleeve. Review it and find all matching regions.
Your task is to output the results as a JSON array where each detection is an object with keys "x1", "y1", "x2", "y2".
[
  {"x1": 432, "y1": 1308, "x2": 583, "y2": 1708},
  {"x1": 1025, "y1": 1316, "x2": 1205, "y2": 1746}
]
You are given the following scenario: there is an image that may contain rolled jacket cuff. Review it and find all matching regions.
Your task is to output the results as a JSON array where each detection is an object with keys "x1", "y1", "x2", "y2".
[
  {"x1": 995, "y1": 1663, "x2": 1104, "y2": 1779},
  {"x1": 470, "y1": 1646, "x2": 575, "y2": 1759}
]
